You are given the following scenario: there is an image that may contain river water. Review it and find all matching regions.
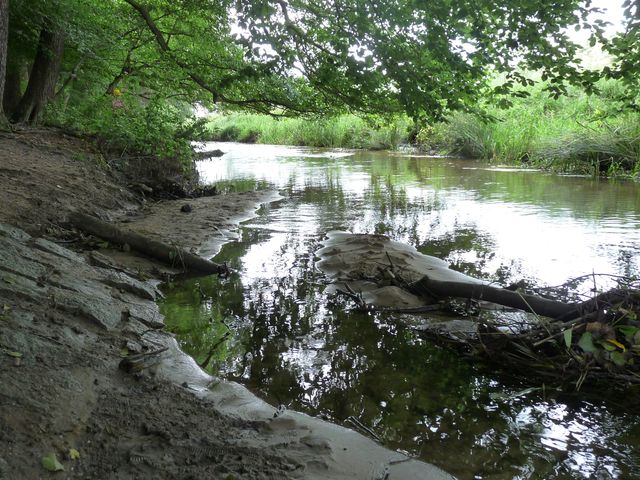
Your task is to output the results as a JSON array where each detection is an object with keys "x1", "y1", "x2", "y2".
[{"x1": 160, "y1": 143, "x2": 640, "y2": 479}]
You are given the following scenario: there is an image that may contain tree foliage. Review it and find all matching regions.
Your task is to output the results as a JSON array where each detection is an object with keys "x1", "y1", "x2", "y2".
[
  {"x1": 0, "y1": 0, "x2": 638, "y2": 146},
  {"x1": 601, "y1": 0, "x2": 640, "y2": 109},
  {"x1": 235, "y1": 0, "x2": 607, "y2": 120}
]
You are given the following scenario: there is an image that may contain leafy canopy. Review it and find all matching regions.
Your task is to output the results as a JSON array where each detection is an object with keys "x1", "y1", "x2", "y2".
[
  {"x1": 7, "y1": 0, "x2": 624, "y2": 124},
  {"x1": 236, "y1": 0, "x2": 607, "y2": 120}
]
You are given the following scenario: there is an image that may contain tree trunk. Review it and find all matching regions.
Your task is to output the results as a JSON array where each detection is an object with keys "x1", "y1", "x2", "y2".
[
  {"x1": 69, "y1": 212, "x2": 228, "y2": 275},
  {"x1": 0, "y1": 0, "x2": 8, "y2": 128},
  {"x1": 105, "y1": 51, "x2": 131, "y2": 95},
  {"x1": 3, "y1": 64, "x2": 21, "y2": 116},
  {"x1": 408, "y1": 276, "x2": 631, "y2": 321},
  {"x1": 12, "y1": 24, "x2": 64, "y2": 124}
]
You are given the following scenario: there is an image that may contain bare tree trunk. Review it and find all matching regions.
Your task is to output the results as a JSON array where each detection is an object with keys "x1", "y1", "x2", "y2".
[
  {"x1": 3, "y1": 65, "x2": 21, "y2": 116},
  {"x1": 12, "y1": 24, "x2": 64, "y2": 124},
  {"x1": 70, "y1": 212, "x2": 229, "y2": 275},
  {"x1": 0, "y1": 0, "x2": 9, "y2": 129},
  {"x1": 409, "y1": 276, "x2": 631, "y2": 320}
]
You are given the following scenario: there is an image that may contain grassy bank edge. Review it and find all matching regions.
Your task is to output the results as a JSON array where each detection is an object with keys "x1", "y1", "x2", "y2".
[{"x1": 205, "y1": 79, "x2": 640, "y2": 179}]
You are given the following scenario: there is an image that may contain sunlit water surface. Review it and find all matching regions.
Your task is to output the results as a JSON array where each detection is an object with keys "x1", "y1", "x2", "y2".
[{"x1": 160, "y1": 143, "x2": 640, "y2": 479}]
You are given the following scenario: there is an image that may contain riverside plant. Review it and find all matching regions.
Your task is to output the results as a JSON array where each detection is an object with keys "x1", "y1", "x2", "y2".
[
  {"x1": 417, "y1": 79, "x2": 640, "y2": 177},
  {"x1": 206, "y1": 113, "x2": 412, "y2": 150}
]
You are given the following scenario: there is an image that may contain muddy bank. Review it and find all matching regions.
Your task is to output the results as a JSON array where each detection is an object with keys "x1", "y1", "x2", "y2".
[
  {"x1": 0, "y1": 129, "x2": 453, "y2": 479},
  {"x1": 0, "y1": 222, "x2": 301, "y2": 479},
  {"x1": 118, "y1": 189, "x2": 282, "y2": 260}
]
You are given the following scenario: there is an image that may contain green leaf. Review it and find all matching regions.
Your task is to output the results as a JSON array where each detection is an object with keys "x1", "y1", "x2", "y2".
[
  {"x1": 563, "y1": 328, "x2": 573, "y2": 348},
  {"x1": 42, "y1": 452, "x2": 64, "y2": 472},
  {"x1": 618, "y1": 325, "x2": 640, "y2": 342},
  {"x1": 605, "y1": 338, "x2": 626, "y2": 351},
  {"x1": 610, "y1": 351, "x2": 626, "y2": 367},
  {"x1": 578, "y1": 332, "x2": 596, "y2": 353}
]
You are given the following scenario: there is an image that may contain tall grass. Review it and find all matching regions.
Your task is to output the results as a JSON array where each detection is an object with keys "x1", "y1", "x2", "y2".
[
  {"x1": 418, "y1": 79, "x2": 640, "y2": 177},
  {"x1": 206, "y1": 113, "x2": 412, "y2": 150},
  {"x1": 206, "y1": 79, "x2": 640, "y2": 177}
]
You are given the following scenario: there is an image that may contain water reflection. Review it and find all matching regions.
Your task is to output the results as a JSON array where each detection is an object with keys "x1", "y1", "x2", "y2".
[{"x1": 161, "y1": 143, "x2": 640, "y2": 479}]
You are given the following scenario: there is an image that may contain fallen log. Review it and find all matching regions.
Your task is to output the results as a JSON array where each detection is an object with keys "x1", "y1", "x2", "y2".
[
  {"x1": 70, "y1": 212, "x2": 227, "y2": 275},
  {"x1": 408, "y1": 276, "x2": 631, "y2": 320}
]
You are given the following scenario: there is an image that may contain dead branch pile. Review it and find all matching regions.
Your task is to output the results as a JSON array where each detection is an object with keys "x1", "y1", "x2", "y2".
[
  {"x1": 470, "y1": 284, "x2": 640, "y2": 389},
  {"x1": 338, "y1": 265, "x2": 640, "y2": 389}
]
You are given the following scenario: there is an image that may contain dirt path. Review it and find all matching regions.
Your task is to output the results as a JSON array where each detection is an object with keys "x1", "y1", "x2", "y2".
[{"x1": 0, "y1": 129, "x2": 454, "y2": 479}]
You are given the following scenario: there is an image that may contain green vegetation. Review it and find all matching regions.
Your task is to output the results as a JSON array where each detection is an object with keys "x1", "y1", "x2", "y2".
[
  {"x1": 417, "y1": 79, "x2": 640, "y2": 177},
  {"x1": 48, "y1": 96, "x2": 204, "y2": 176},
  {"x1": 1, "y1": 1, "x2": 640, "y2": 177},
  {"x1": 205, "y1": 113, "x2": 411, "y2": 150},
  {"x1": 1, "y1": 1, "x2": 636, "y2": 170},
  {"x1": 197, "y1": 76, "x2": 640, "y2": 178}
]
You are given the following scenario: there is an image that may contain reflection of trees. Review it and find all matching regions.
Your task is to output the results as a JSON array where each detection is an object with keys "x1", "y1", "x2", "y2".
[
  {"x1": 159, "y1": 275, "x2": 245, "y2": 374},
  {"x1": 417, "y1": 227, "x2": 498, "y2": 279},
  {"x1": 365, "y1": 154, "x2": 640, "y2": 222},
  {"x1": 159, "y1": 241, "x2": 251, "y2": 374},
  {"x1": 615, "y1": 248, "x2": 640, "y2": 279},
  {"x1": 161, "y1": 150, "x2": 639, "y2": 478},
  {"x1": 366, "y1": 174, "x2": 409, "y2": 216}
]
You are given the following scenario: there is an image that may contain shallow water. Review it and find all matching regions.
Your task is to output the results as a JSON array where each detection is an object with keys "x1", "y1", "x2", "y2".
[{"x1": 160, "y1": 143, "x2": 640, "y2": 479}]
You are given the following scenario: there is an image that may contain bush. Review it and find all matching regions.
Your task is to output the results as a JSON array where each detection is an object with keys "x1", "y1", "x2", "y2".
[
  {"x1": 415, "y1": 78, "x2": 640, "y2": 177},
  {"x1": 46, "y1": 94, "x2": 202, "y2": 178},
  {"x1": 533, "y1": 122, "x2": 640, "y2": 175}
]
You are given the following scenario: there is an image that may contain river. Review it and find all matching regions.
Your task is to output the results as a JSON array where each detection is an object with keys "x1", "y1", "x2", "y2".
[{"x1": 160, "y1": 143, "x2": 640, "y2": 479}]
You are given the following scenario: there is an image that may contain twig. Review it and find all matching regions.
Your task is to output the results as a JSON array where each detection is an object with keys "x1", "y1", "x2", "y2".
[
  {"x1": 385, "y1": 251, "x2": 394, "y2": 271},
  {"x1": 346, "y1": 416, "x2": 382, "y2": 442},
  {"x1": 336, "y1": 283, "x2": 370, "y2": 310},
  {"x1": 199, "y1": 332, "x2": 231, "y2": 369},
  {"x1": 367, "y1": 304, "x2": 442, "y2": 314},
  {"x1": 532, "y1": 321, "x2": 586, "y2": 347}
]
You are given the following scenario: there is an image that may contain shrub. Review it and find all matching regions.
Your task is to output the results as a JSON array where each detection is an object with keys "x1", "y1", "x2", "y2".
[
  {"x1": 415, "y1": 78, "x2": 640, "y2": 176},
  {"x1": 46, "y1": 94, "x2": 201, "y2": 178}
]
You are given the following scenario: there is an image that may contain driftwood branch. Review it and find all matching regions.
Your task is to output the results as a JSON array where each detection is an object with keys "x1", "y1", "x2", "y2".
[
  {"x1": 408, "y1": 276, "x2": 631, "y2": 320},
  {"x1": 70, "y1": 212, "x2": 227, "y2": 275}
]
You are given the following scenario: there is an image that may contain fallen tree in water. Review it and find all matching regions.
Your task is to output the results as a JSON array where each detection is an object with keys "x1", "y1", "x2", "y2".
[
  {"x1": 407, "y1": 276, "x2": 632, "y2": 321},
  {"x1": 316, "y1": 232, "x2": 640, "y2": 388}
]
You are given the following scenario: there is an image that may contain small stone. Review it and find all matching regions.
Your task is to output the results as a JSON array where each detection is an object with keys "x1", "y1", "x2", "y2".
[{"x1": 180, "y1": 204, "x2": 193, "y2": 213}]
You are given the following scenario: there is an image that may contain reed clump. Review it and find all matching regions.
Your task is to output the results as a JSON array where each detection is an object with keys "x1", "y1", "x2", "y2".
[
  {"x1": 205, "y1": 113, "x2": 412, "y2": 150},
  {"x1": 417, "y1": 79, "x2": 640, "y2": 177}
]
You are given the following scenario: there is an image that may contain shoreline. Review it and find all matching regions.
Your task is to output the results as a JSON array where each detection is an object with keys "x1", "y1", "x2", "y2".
[{"x1": 0, "y1": 128, "x2": 453, "y2": 479}]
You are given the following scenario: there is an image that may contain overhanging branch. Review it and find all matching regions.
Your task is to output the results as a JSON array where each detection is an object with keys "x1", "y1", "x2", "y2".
[{"x1": 123, "y1": 0, "x2": 320, "y2": 114}]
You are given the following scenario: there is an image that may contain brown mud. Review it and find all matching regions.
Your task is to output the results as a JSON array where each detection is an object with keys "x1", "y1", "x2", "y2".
[{"x1": 0, "y1": 129, "x2": 452, "y2": 480}]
